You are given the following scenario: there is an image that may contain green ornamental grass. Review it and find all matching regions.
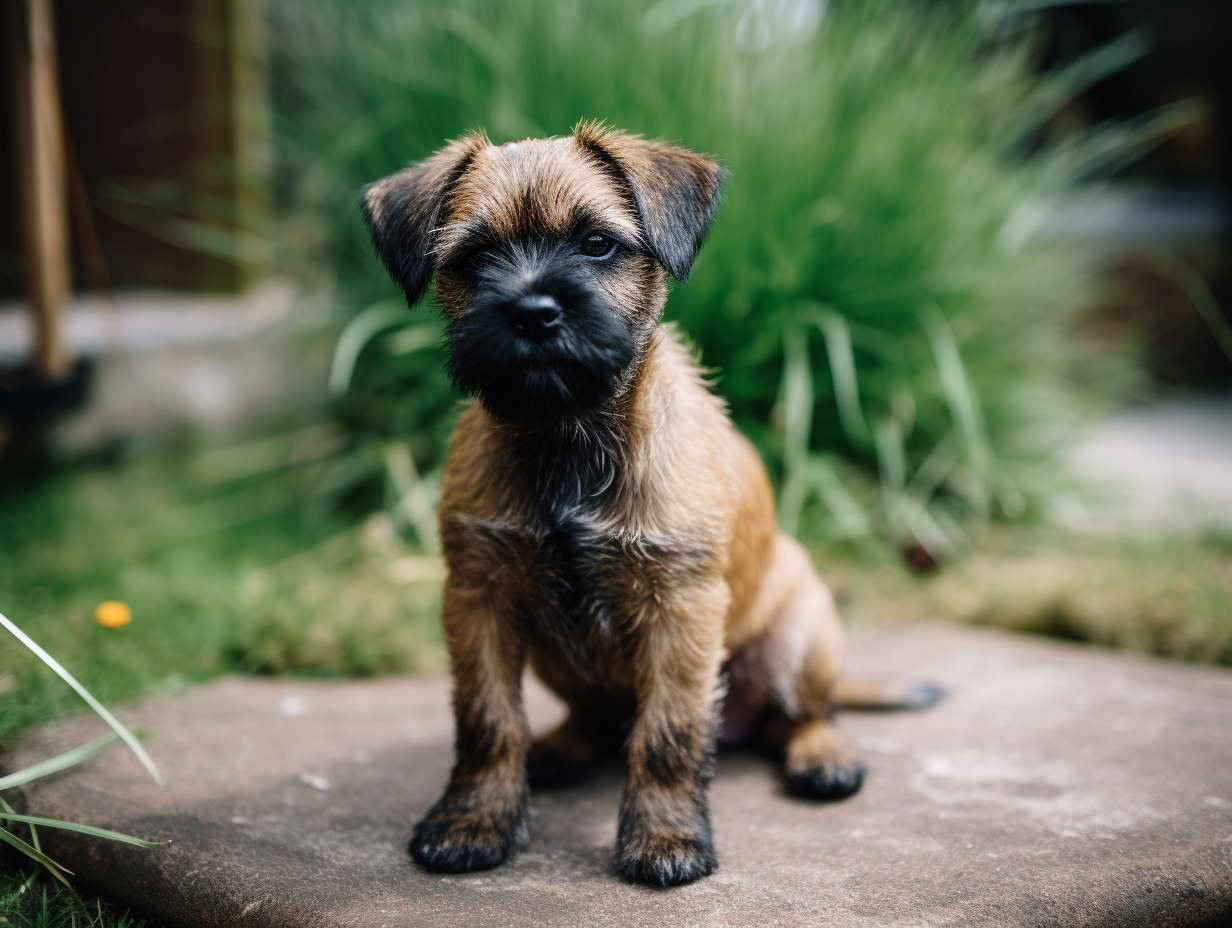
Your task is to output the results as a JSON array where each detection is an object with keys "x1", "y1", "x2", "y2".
[{"x1": 274, "y1": 0, "x2": 1139, "y2": 553}]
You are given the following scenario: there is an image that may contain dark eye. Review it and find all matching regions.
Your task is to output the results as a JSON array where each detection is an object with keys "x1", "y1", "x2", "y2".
[
  {"x1": 448, "y1": 246, "x2": 489, "y2": 274},
  {"x1": 579, "y1": 232, "x2": 617, "y2": 258}
]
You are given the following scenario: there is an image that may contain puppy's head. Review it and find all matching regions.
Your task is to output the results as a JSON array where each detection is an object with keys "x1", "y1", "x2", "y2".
[{"x1": 362, "y1": 122, "x2": 724, "y2": 423}]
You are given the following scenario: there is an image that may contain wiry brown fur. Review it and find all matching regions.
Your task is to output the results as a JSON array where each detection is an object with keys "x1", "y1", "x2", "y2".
[{"x1": 362, "y1": 122, "x2": 939, "y2": 887}]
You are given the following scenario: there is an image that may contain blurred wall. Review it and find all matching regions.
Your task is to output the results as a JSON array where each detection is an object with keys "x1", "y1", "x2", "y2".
[{"x1": 1, "y1": 0, "x2": 270, "y2": 298}]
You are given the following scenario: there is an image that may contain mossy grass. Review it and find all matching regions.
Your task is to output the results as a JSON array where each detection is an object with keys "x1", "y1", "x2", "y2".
[{"x1": 0, "y1": 437, "x2": 445, "y2": 746}]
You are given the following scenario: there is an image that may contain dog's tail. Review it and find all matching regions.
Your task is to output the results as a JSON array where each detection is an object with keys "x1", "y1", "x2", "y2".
[{"x1": 832, "y1": 678, "x2": 947, "y2": 712}]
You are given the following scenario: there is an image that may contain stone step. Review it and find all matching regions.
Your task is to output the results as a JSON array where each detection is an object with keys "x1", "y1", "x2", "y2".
[
  {"x1": 6, "y1": 624, "x2": 1231, "y2": 927},
  {"x1": 0, "y1": 283, "x2": 327, "y2": 453}
]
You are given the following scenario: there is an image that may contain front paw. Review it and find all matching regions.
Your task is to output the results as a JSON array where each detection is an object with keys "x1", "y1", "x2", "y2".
[
  {"x1": 615, "y1": 801, "x2": 717, "y2": 887},
  {"x1": 616, "y1": 827, "x2": 717, "y2": 887},
  {"x1": 409, "y1": 791, "x2": 528, "y2": 874}
]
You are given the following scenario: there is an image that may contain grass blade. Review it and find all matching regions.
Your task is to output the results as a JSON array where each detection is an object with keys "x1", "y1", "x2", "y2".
[
  {"x1": 0, "y1": 612, "x2": 162, "y2": 786},
  {"x1": 384, "y1": 322, "x2": 441, "y2": 357},
  {"x1": 382, "y1": 441, "x2": 440, "y2": 553},
  {"x1": 905, "y1": 432, "x2": 960, "y2": 506},
  {"x1": 1145, "y1": 252, "x2": 1232, "y2": 364},
  {"x1": 0, "y1": 797, "x2": 43, "y2": 893},
  {"x1": 0, "y1": 825, "x2": 74, "y2": 886},
  {"x1": 815, "y1": 309, "x2": 870, "y2": 445},
  {"x1": 0, "y1": 734, "x2": 121, "y2": 792},
  {"x1": 924, "y1": 313, "x2": 992, "y2": 516},
  {"x1": 780, "y1": 325, "x2": 813, "y2": 466},
  {"x1": 873, "y1": 417, "x2": 907, "y2": 493},
  {"x1": 896, "y1": 494, "x2": 958, "y2": 561},
  {"x1": 807, "y1": 457, "x2": 872, "y2": 541},
  {"x1": 328, "y1": 301, "x2": 407, "y2": 394},
  {"x1": 1050, "y1": 29, "x2": 1150, "y2": 104},
  {"x1": 777, "y1": 326, "x2": 814, "y2": 535},
  {"x1": 0, "y1": 814, "x2": 169, "y2": 850}
]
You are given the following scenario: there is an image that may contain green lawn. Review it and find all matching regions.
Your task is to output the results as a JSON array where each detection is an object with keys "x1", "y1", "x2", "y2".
[
  {"x1": 827, "y1": 527, "x2": 1232, "y2": 665},
  {"x1": 0, "y1": 440, "x2": 445, "y2": 746}
]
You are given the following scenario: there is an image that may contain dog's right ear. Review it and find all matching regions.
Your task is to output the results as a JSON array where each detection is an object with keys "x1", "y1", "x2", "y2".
[
  {"x1": 573, "y1": 120, "x2": 725, "y2": 282},
  {"x1": 361, "y1": 132, "x2": 488, "y2": 307}
]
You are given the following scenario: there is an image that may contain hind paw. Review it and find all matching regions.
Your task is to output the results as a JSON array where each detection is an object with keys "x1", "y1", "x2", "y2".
[{"x1": 784, "y1": 760, "x2": 866, "y2": 800}]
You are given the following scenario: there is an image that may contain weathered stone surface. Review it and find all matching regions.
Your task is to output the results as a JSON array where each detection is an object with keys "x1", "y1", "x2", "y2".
[
  {"x1": 0, "y1": 283, "x2": 327, "y2": 453},
  {"x1": 7, "y1": 624, "x2": 1232, "y2": 927}
]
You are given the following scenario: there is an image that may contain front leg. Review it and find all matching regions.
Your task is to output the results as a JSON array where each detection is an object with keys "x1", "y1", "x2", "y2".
[
  {"x1": 410, "y1": 577, "x2": 529, "y2": 873},
  {"x1": 616, "y1": 580, "x2": 729, "y2": 887}
]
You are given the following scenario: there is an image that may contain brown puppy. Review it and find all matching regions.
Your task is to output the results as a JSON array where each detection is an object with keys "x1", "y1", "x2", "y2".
[{"x1": 362, "y1": 121, "x2": 940, "y2": 887}]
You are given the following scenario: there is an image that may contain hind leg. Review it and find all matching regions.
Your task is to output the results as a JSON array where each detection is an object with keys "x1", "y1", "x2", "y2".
[
  {"x1": 738, "y1": 535, "x2": 866, "y2": 800},
  {"x1": 526, "y1": 650, "x2": 630, "y2": 789},
  {"x1": 780, "y1": 579, "x2": 867, "y2": 800},
  {"x1": 527, "y1": 710, "x2": 603, "y2": 788},
  {"x1": 782, "y1": 718, "x2": 865, "y2": 800}
]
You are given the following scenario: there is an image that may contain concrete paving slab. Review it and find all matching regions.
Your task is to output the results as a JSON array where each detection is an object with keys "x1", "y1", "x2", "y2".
[{"x1": 6, "y1": 624, "x2": 1232, "y2": 928}]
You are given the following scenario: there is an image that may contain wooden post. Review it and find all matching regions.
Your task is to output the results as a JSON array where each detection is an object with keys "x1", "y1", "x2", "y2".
[{"x1": 11, "y1": 0, "x2": 71, "y2": 378}]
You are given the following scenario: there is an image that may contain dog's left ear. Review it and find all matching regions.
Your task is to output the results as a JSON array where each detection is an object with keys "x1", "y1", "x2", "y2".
[
  {"x1": 361, "y1": 131, "x2": 489, "y2": 307},
  {"x1": 574, "y1": 121, "x2": 725, "y2": 281}
]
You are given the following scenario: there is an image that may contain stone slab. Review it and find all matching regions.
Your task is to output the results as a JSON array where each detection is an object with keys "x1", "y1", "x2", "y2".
[
  {"x1": 0, "y1": 283, "x2": 328, "y2": 452},
  {"x1": 6, "y1": 624, "x2": 1232, "y2": 928}
]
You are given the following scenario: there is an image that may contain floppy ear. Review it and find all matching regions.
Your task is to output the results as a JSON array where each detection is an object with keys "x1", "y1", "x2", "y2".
[
  {"x1": 361, "y1": 132, "x2": 488, "y2": 306},
  {"x1": 574, "y1": 120, "x2": 725, "y2": 281}
]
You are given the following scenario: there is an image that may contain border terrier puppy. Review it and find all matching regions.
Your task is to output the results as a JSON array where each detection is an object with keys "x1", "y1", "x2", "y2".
[{"x1": 362, "y1": 121, "x2": 940, "y2": 887}]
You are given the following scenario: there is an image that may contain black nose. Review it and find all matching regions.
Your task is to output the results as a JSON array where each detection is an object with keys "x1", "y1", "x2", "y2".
[{"x1": 508, "y1": 294, "x2": 562, "y2": 339}]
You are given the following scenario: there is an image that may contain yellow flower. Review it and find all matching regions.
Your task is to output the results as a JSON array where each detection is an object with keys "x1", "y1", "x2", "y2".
[{"x1": 95, "y1": 601, "x2": 132, "y2": 629}]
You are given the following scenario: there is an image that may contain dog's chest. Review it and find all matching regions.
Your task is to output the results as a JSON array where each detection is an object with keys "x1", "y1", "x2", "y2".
[
  {"x1": 527, "y1": 514, "x2": 632, "y2": 636},
  {"x1": 447, "y1": 508, "x2": 705, "y2": 672}
]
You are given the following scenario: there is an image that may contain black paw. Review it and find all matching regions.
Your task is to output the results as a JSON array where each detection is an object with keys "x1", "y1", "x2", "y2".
[
  {"x1": 903, "y1": 683, "x2": 947, "y2": 710},
  {"x1": 409, "y1": 795, "x2": 527, "y2": 874},
  {"x1": 785, "y1": 760, "x2": 866, "y2": 801},
  {"x1": 615, "y1": 831, "x2": 718, "y2": 887}
]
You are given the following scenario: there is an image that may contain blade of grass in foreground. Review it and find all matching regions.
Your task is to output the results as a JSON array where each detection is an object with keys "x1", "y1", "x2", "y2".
[
  {"x1": 0, "y1": 611, "x2": 162, "y2": 786},
  {"x1": 0, "y1": 814, "x2": 169, "y2": 849},
  {"x1": 0, "y1": 824, "x2": 74, "y2": 886},
  {"x1": 0, "y1": 734, "x2": 121, "y2": 792},
  {"x1": 0, "y1": 797, "x2": 44, "y2": 894}
]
